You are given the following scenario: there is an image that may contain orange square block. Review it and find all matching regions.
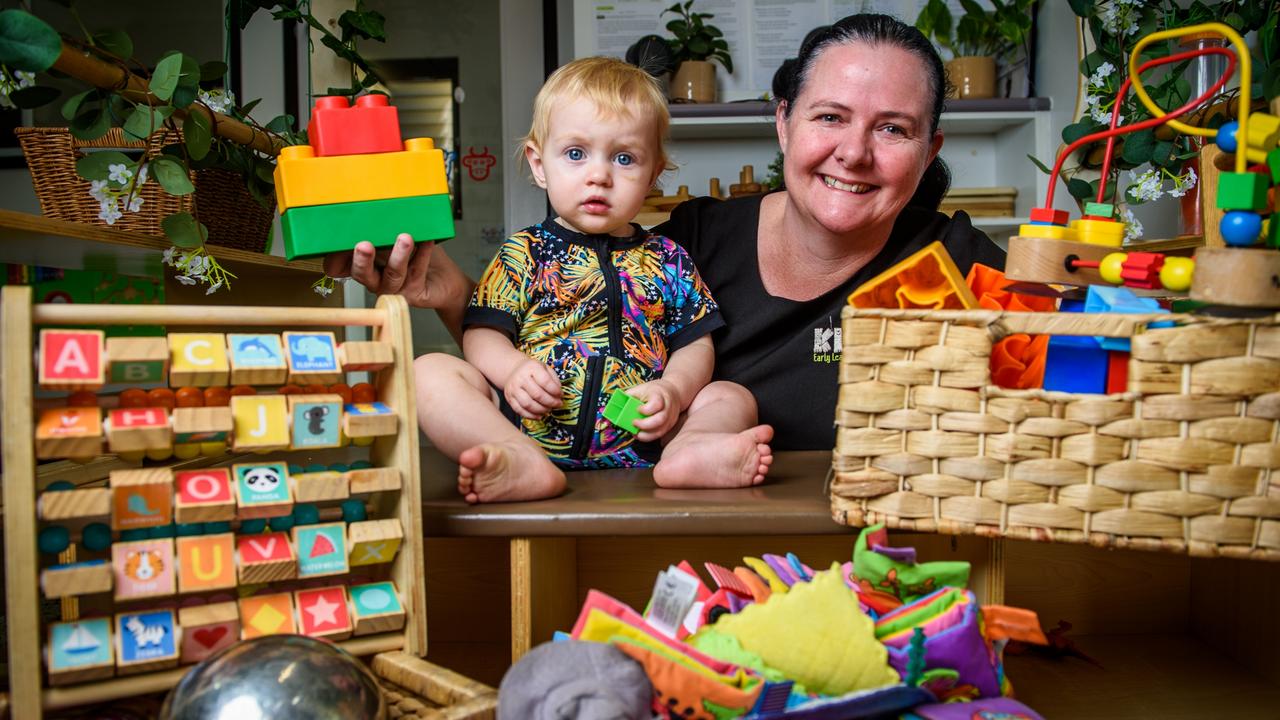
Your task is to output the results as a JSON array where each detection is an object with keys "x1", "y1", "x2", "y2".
[
  {"x1": 848, "y1": 241, "x2": 979, "y2": 310},
  {"x1": 239, "y1": 592, "x2": 297, "y2": 639},
  {"x1": 36, "y1": 407, "x2": 103, "y2": 459}
]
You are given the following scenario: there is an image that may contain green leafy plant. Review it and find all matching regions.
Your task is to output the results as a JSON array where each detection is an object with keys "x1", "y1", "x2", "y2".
[
  {"x1": 916, "y1": 0, "x2": 1036, "y2": 61},
  {"x1": 662, "y1": 0, "x2": 732, "y2": 74},
  {"x1": 0, "y1": 0, "x2": 389, "y2": 293}
]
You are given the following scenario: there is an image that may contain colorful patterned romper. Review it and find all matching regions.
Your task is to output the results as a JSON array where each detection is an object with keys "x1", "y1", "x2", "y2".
[{"x1": 464, "y1": 219, "x2": 724, "y2": 469}]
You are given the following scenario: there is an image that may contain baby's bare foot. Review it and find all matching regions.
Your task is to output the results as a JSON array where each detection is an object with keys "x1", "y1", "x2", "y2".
[
  {"x1": 653, "y1": 425, "x2": 774, "y2": 489},
  {"x1": 457, "y1": 441, "x2": 566, "y2": 504}
]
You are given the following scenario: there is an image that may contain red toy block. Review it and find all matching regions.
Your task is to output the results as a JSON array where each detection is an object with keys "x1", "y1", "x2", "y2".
[
  {"x1": 1106, "y1": 351, "x2": 1129, "y2": 394},
  {"x1": 1118, "y1": 252, "x2": 1164, "y2": 289},
  {"x1": 1030, "y1": 207, "x2": 1070, "y2": 226},
  {"x1": 308, "y1": 94, "x2": 403, "y2": 157}
]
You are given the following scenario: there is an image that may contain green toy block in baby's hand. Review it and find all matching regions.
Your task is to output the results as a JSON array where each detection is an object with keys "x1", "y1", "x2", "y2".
[{"x1": 603, "y1": 390, "x2": 647, "y2": 435}]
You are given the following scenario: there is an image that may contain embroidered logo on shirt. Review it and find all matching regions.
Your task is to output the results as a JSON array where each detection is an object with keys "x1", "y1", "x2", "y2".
[{"x1": 812, "y1": 323, "x2": 842, "y2": 363}]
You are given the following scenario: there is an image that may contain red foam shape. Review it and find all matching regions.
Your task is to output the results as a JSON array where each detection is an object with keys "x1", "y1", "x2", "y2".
[
  {"x1": 1030, "y1": 207, "x2": 1070, "y2": 226},
  {"x1": 1106, "y1": 351, "x2": 1129, "y2": 394},
  {"x1": 308, "y1": 94, "x2": 403, "y2": 157}
]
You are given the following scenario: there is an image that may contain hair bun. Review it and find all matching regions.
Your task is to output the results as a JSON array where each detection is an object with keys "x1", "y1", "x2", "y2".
[{"x1": 771, "y1": 57, "x2": 799, "y2": 101}]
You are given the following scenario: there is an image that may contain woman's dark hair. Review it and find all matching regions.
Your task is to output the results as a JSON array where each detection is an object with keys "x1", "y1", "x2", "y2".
[{"x1": 770, "y1": 13, "x2": 951, "y2": 210}]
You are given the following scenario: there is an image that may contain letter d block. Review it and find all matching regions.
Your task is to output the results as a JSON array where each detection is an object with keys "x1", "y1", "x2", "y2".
[
  {"x1": 106, "y1": 337, "x2": 168, "y2": 384},
  {"x1": 176, "y1": 533, "x2": 236, "y2": 593},
  {"x1": 168, "y1": 333, "x2": 229, "y2": 387},
  {"x1": 231, "y1": 394, "x2": 290, "y2": 452},
  {"x1": 39, "y1": 329, "x2": 105, "y2": 390}
]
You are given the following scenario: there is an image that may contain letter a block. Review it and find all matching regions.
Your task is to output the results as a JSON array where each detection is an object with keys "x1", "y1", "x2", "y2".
[
  {"x1": 350, "y1": 581, "x2": 405, "y2": 636},
  {"x1": 227, "y1": 333, "x2": 287, "y2": 385},
  {"x1": 231, "y1": 394, "x2": 290, "y2": 452},
  {"x1": 233, "y1": 462, "x2": 293, "y2": 519},
  {"x1": 174, "y1": 469, "x2": 236, "y2": 523},
  {"x1": 289, "y1": 394, "x2": 344, "y2": 449},
  {"x1": 178, "y1": 601, "x2": 239, "y2": 664},
  {"x1": 106, "y1": 407, "x2": 172, "y2": 454},
  {"x1": 115, "y1": 609, "x2": 179, "y2": 675},
  {"x1": 176, "y1": 533, "x2": 236, "y2": 593},
  {"x1": 109, "y1": 468, "x2": 173, "y2": 531},
  {"x1": 283, "y1": 331, "x2": 342, "y2": 385},
  {"x1": 348, "y1": 518, "x2": 403, "y2": 566},
  {"x1": 168, "y1": 333, "x2": 229, "y2": 387},
  {"x1": 239, "y1": 593, "x2": 297, "y2": 639},
  {"x1": 106, "y1": 337, "x2": 168, "y2": 384},
  {"x1": 36, "y1": 407, "x2": 103, "y2": 459},
  {"x1": 112, "y1": 539, "x2": 175, "y2": 602},
  {"x1": 39, "y1": 329, "x2": 105, "y2": 390},
  {"x1": 236, "y1": 531, "x2": 297, "y2": 584},
  {"x1": 48, "y1": 618, "x2": 114, "y2": 685},
  {"x1": 295, "y1": 586, "x2": 353, "y2": 641}
]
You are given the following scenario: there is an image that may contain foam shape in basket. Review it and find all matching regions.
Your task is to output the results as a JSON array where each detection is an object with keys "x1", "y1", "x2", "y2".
[{"x1": 848, "y1": 241, "x2": 979, "y2": 310}]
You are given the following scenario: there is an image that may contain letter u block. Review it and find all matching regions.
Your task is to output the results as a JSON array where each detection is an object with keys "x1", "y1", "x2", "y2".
[{"x1": 176, "y1": 533, "x2": 236, "y2": 593}]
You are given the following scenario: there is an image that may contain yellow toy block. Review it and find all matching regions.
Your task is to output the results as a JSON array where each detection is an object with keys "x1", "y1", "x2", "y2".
[
  {"x1": 1070, "y1": 218, "x2": 1125, "y2": 247},
  {"x1": 847, "y1": 241, "x2": 979, "y2": 310},
  {"x1": 168, "y1": 333, "x2": 230, "y2": 387},
  {"x1": 348, "y1": 518, "x2": 403, "y2": 566},
  {"x1": 1017, "y1": 223, "x2": 1078, "y2": 241},
  {"x1": 1246, "y1": 113, "x2": 1280, "y2": 152},
  {"x1": 230, "y1": 394, "x2": 290, "y2": 452},
  {"x1": 273, "y1": 137, "x2": 449, "y2": 212}
]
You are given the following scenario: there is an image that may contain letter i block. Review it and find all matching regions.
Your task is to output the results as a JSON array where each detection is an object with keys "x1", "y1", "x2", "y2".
[
  {"x1": 236, "y1": 531, "x2": 298, "y2": 584},
  {"x1": 308, "y1": 94, "x2": 404, "y2": 157},
  {"x1": 239, "y1": 592, "x2": 297, "y2": 639},
  {"x1": 289, "y1": 394, "x2": 344, "y2": 449},
  {"x1": 106, "y1": 336, "x2": 168, "y2": 384},
  {"x1": 168, "y1": 333, "x2": 229, "y2": 387},
  {"x1": 36, "y1": 407, "x2": 103, "y2": 459},
  {"x1": 175, "y1": 469, "x2": 236, "y2": 523},
  {"x1": 106, "y1": 406, "x2": 172, "y2": 454},
  {"x1": 848, "y1": 241, "x2": 979, "y2": 310},
  {"x1": 227, "y1": 333, "x2": 287, "y2": 385},
  {"x1": 173, "y1": 406, "x2": 234, "y2": 445},
  {"x1": 109, "y1": 468, "x2": 173, "y2": 530},
  {"x1": 41, "y1": 560, "x2": 113, "y2": 599},
  {"x1": 338, "y1": 340, "x2": 394, "y2": 372},
  {"x1": 295, "y1": 586, "x2": 353, "y2": 641},
  {"x1": 178, "y1": 601, "x2": 240, "y2": 664},
  {"x1": 112, "y1": 538, "x2": 176, "y2": 602},
  {"x1": 350, "y1": 581, "x2": 405, "y2": 636},
  {"x1": 47, "y1": 618, "x2": 114, "y2": 686},
  {"x1": 176, "y1": 533, "x2": 237, "y2": 593},
  {"x1": 233, "y1": 462, "x2": 294, "y2": 519},
  {"x1": 115, "y1": 609, "x2": 179, "y2": 675},
  {"x1": 230, "y1": 394, "x2": 290, "y2": 452},
  {"x1": 348, "y1": 518, "x2": 403, "y2": 566},
  {"x1": 293, "y1": 522, "x2": 349, "y2": 578},
  {"x1": 343, "y1": 401, "x2": 398, "y2": 438},
  {"x1": 283, "y1": 331, "x2": 342, "y2": 385},
  {"x1": 39, "y1": 329, "x2": 105, "y2": 390}
]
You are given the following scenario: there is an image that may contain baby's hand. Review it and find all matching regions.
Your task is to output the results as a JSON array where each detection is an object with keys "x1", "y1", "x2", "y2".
[
  {"x1": 504, "y1": 358, "x2": 562, "y2": 419},
  {"x1": 628, "y1": 379, "x2": 682, "y2": 442}
]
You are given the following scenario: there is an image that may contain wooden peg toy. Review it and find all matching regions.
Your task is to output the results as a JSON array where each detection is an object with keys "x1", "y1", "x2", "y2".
[
  {"x1": 226, "y1": 333, "x2": 288, "y2": 385},
  {"x1": 172, "y1": 406, "x2": 233, "y2": 446},
  {"x1": 230, "y1": 394, "x2": 290, "y2": 452},
  {"x1": 236, "y1": 531, "x2": 297, "y2": 584},
  {"x1": 1005, "y1": 235, "x2": 1112, "y2": 286},
  {"x1": 348, "y1": 466, "x2": 402, "y2": 494},
  {"x1": 707, "y1": 177, "x2": 724, "y2": 200},
  {"x1": 111, "y1": 538, "x2": 176, "y2": 602},
  {"x1": 47, "y1": 618, "x2": 115, "y2": 686},
  {"x1": 105, "y1": 337, "x2": 168, "y2": 384},
  {"x1": 293, "y1": 470, "x2": 350, "y2": 503},
  {"x1": 232, "y1": 462, "x2": 294, "y2": 519},
  {"x1": 41, "y1": 560, "x2": 113, "y2": 599},
  {"x1": 176, "y1": 533, "x2": 237, "y2": 593},
  {"x1": 729, "y1": 165, "x2": 763, "y2": 197},
  {"x1": 343, "y1": 401, "x2": 398, "y2": 438},
  {"x1": 109, "y1": 468, "x2": 173, "y2": 531},
  {"x1": 292, "y1": 522, "x2": 349, "y2": 578},
  {"x1": 178, "y1": 601, "x2": 240, "y2": 664},
  {"x1": 239, "y1": 592, "x2": 297, "y2": 639},
  {"x1": 114, "y1": 609, "x2": 179, "y2": 675},
  {"x1": 168, "y1": 333, "x2": 230, "y2": 387},
  {"x1": 39, "y1": 329, "x2": 105, "y2": 390},
  {"x1": 288, "y1": 393, "x2": 344, "y2": 449},
  {"x1": 35, "y1": 407, "x2": 103, "y2": 460},
  {"x1": 105, "y1": 407, "x2": 172, "y2": 455},
  {"x1": 38, "y1": 487, "x2": 110, "y2": 522},
  {"x1": 338, "y1": 340, "x2": 394, "y2": 372},
  {"x1": 349, "y1": 581, "x2": 405, "y2": 636},
  {"x1": 283, "y1": 331, "x2": 342, "y2": 385},
  {"x1": 348, "y1": 518, "x2": 403, "y2": 566},
  {"x1": 295, "y1": 586, "x2": 354, "y2": 641},
  {"x1": 174, "y1": 469, "x2": 236, "y2": 523}
]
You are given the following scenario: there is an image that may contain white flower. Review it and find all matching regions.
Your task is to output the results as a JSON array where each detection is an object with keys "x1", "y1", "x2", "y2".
[
  {"x1": 1089, "y1": 105, "x2": 1113, "y2": 125},
  {"x1": 1127, "y1": 168, "x2": 1163, "y2": 202},
  {"x1": 187, "y1": 255, "x2": 208, "y2": 275},
  {"x1": 206, "y1": 281, "x2": 222, "y2": 295},
  {"x1": 126, "y1": 194, "x2": 145, "y2": 212},
  {"x1": 97, "y1": 202, "x2": 122, "y2": 224},
  {"x1": 136, "y1": 165, "x2": 149, "y2": 185},
  {"x1": 313, "y1": 284, "x2": 333, "y2": 297},
  {"x1": 162, "y1": 247, "x2": 177, "y2": 265},
  {"x1": 88, "y1": 179, "x2": 110, "y2": 201},
  {"x1": 1120, "y1": 206, "x2": 1144, "y2": 243},
  {"x1": 198, "y1": 88, "x2": 236, "y2": 115},
  {"x1": 108, "y1": 163, "x2": 133, "y2": 184},
  {"x1": 176, "y1": 275, "x2": 197, "y2": 286}
]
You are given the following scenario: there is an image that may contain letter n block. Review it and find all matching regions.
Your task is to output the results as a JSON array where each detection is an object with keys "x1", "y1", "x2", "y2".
[
  {"x1": 227, "y1": 333, "x2": 287, "y2": 385},
  {"x1": 106, "y1": 407, "x2": 172, "y2": 454},
  {"x1": 176, "y1": 533, "x2": 236, "y2": 593},
  {"x1": 106, "y1": 337, "x2": 168, "y2": 384},
  {"x1": 39, "y1": 329, "x2": 105, "y2": 390},
  {"x1": 112, "y1": 539, "x2": 175, "y2": 602},
  {"x1": 283, "y1": 331, "x2": 342, "y2": 385},
  {"x1": 289, "y1": 394, "x2": 343, "y2": 449},
  {"x1": 48, "y1": 618, "x2": 114, "y2": 686},
  {"x1": 168, "y1": 333, "x2": 230, "y2": 387},
  {"x1": 178, "y1": 601, "x2": 239, "y2": 664},
  {"x1": 230, "y1": 394, "x2": 290, "y2": 452},
  {"x1": 348, "y1": 518, "x2": 403, "y2": 567},
  {"x1": 236, "y1": 531, "x2": 297, "y2": 584},
  {"x1": 115, "y1": 609, "x2": 178, "y2": 675},
  {"x1": 296, "y1": 586, "x2": 353, "y2": 641},
  {"x1": 350, "y1": 581, "x2": 405, "y2": 636},
  {"x1": 174, "y1": 469, "x2": 235, "y2": 523},
  {"x1": 109, "y1": 468, "x2": 173, "y2": 531},
  {"x1": 239, "y1": 592, "x2": 297, "y2": 639},
  {"x1": 35, "y1": 407, "x2": 103, "y2": 460}
]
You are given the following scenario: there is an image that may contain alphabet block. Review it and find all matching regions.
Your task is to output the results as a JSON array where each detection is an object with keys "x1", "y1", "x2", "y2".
[
  {"x1": 178, "y1": 602, "x2": 240, "y2": 664},
  {"x1": 289, "y1": 393, "x2": 344, "y2": 449},
  {"x1": 343, "y1": 401, "x2": 398, "y2": 438},
  {"x1": 230, "y1": 394, "x2": 290, "y2": 452},
  {"x1": 168, "y1": 333, "x2": 230, "y2": 387},
  {"x1": 293, "y1": 470, "x2": 350, "y2": 503},
  {"x1": 39, "y1": 329, "x2": 105, "y2": 390},
  {"x1": 348, "y1": 518, "x2": 403, "y2": 566},
  {"x1": 273, "y1": 138, "x2": 447, "y2": 212},
  {"x1": 106, "y1": 336, "x2": 168, "y2": 384},
  {"x1": 47, "y1": 617, "x2": 114, "y2": 686},
  {"x1": 293, "y1": 522, "x2": 349, "y2": 578},
  {"x1": 338, "y1": 340, "x2": 394, "y2": 372},
  {"x1": 115, "y1": 609, "x2": 178, "y2": 674},
  {"x1": 281, "y1": 193, "x2": 455, "y2": 261},
  {"x1": 174, "y1": 468, "x2": 236, "y2": 523},
  {"x1": 295, "y1": 585, "x2": 353, "y2": 641},
  {"x1": 105, "y1": 406, "x2": 172, "y2": 454},
  {"x1": 236, "y1": 531, "x2": 297, "y2": 584},
  {"x1": 176, "y1": 533, "x2": 237, "y2": 593},
  {"x1": 348, "y1": 466, "x2": 402, "y2": 494},
  {"x1": 349, "y1": 581, "x2": 405, "y2": 636},
  {"x1": 41, "y1": 560, "x2": 113, "y2": 599},
  {"x1": 227, "y1": 333, "x2": 287, "y2": 385},
  {"x1": 307, "y1": 94, "x2": 403, "y2": 157},
  {"x1": 283, "y1": 332, "x2": 342, "y2": 385},
  {"x1": 109, "y1": 468, "x2": 173, "y2": 531},
  {"x1": 36, "y1": 407, "x2": 103, "y2": 459},
  {"x1": 172, "y1": 406, "x2": 233, "y2": 444},
  {"x1": 233, "y1": 462, "x2": 294, "y2": 519},
  {"x1": 239, "y1": 592, "x2": 297, "y2": 639},
  {"x1": 38, "y1": 487, "x2": 110, "y2": 521},
  {"x1": 111, "y1": 539, "x2": 175, "y2": 602}
]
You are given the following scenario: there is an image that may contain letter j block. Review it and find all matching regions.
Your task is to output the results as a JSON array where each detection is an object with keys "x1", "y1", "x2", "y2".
[
  {"x1": 39, "y1": 329, "x2": 105, "y2": 390},
  {"x1": 231, "y1": 394, "x2": 290, "y2": 452}
]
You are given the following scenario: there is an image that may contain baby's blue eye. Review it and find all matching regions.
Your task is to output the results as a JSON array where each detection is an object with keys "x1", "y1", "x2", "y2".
[
  {"x1": 566, "y1": 148, "x2": 585, "y2": 161},
  {"x1": 615, "y1": 153, "x2": 634, "y2": 166}
]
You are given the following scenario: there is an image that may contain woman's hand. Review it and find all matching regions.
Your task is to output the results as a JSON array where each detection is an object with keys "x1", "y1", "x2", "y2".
[
  {"x1": 323, "y1": 234, "x2": 459, "y2": 310},
  {"x1": 628, "y1": 379, "x2": 683, "y2": 442},
  {"x1": 504, "y1": 358, "x2": 563, "y2": 419}
]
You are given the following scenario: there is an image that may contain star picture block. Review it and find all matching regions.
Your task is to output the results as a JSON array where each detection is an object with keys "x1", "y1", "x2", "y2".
[{"x1": 295, "y1": 586, "x2": 353, "y2": 641}]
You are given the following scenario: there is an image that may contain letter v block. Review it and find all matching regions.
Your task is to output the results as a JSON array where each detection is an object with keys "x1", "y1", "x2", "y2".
[
  {"x1": 231, "y1": 394, "x2": 290, "y2": 452},
  {"x1": 176, "y1": 533, "x2": 236, "y2": 593},
  {"x1": 236, "y1": 531, "x2": 297, "y2": 584},
  {"x1": 39, "y1": 329, "x2": 105, "y2": 390}
]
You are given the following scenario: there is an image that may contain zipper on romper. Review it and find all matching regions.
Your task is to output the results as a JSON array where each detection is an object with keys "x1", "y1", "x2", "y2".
[
  {"x1": 570, "y1": 354, "x2": 604, "y2": 459},
  {"x1": 569, "y1": 239, "x2": 624, "y2": 460}
]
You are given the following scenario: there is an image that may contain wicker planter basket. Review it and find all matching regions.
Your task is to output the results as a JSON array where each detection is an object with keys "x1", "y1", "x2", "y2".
[
  {"x1": 14, "y1": 126, "x2": 274, "y2": 252},
  {"x1": 831, "y1": 307, "x2": 1280, "y2": 561},
  {"x1": 372, "y1": 651, "x2": 497, "y2": 719}
]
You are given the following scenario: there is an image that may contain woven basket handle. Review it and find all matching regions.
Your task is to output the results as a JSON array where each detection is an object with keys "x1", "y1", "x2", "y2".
[{"x1": 69, "y1": 127, "x2": 179, "y2": 158}]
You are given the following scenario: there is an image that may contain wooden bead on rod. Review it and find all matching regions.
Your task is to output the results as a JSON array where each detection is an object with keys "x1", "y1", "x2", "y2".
[{"x1": 32, "y1": 304, "x2": 385, "y2": 328}]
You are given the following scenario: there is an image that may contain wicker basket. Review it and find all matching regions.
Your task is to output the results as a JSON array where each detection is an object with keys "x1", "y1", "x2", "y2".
[
  {"x1": 831, "y1": 307, "x2": 1280, "y2": 561},
  {"x1": 372, "y1": 651, "x2": 498, "y2": 719},
  {"x1": 14, "y1": 126, "x2": 275, "y2": 252}
]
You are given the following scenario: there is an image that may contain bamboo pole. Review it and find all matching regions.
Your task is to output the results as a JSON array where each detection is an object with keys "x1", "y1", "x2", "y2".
[{"x1": 51, "y1": 43, "x2": 283, "y2": 157}]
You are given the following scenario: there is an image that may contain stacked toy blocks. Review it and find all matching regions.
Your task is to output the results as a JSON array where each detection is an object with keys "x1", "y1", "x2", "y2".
[{"x1": 276, "y1": 94, "x2": 455, "y2": 261}]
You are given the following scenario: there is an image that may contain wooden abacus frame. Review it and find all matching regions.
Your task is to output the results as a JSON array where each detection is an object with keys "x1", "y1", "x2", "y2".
[{"x1": 1, "y1": 286, "x2": 427, "y2": 717}]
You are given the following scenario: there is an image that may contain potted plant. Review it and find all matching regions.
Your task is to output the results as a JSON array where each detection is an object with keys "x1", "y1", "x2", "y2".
[
  {"x1": 916, "y1": 0, "x2": 1036, "y2": 99},
  {"x1": 662, "y1": 0, "x2": 733, "y2": 103}
]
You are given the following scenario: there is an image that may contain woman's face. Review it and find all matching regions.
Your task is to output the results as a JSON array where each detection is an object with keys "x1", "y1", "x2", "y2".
[{"x1": 777, "y1": 42, "x2": 943, "y2": 239}]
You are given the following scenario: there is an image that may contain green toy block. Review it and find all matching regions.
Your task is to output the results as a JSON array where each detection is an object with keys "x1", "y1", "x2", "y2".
[
  {"x1": 602, "y1": 390, "x2": 646, "y2": 435},
  {"x1": 1216, "y1": 172, "x2": 1270, "y2": 211},
  {"x1": 1083, "y1": 201, "x2": 1114, "y2": 218},
  {"x1": 1268, "y1": 147, "x2": 1280, "y2": 184},
  {"x1": 281, "y1": 193, "x2": 455, "y2": 261}
]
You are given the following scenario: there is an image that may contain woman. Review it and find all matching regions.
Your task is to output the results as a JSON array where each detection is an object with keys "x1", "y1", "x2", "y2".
[{"x1": 325, "y1": 13, "x2": 1004, "y2": 453}]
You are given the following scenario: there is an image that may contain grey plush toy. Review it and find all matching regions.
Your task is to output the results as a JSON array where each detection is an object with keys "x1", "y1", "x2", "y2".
[{"x1": 498, "y1": 640, "x2": 654, "y2": 720}]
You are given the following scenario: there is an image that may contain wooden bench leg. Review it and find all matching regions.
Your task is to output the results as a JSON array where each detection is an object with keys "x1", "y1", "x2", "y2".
[
  {"x1": 510, "y1": 537, "x2": 578, "y2": 663},
  {"x1": 972, "y1": 538, "x2": 1006, "y2": 606}
]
